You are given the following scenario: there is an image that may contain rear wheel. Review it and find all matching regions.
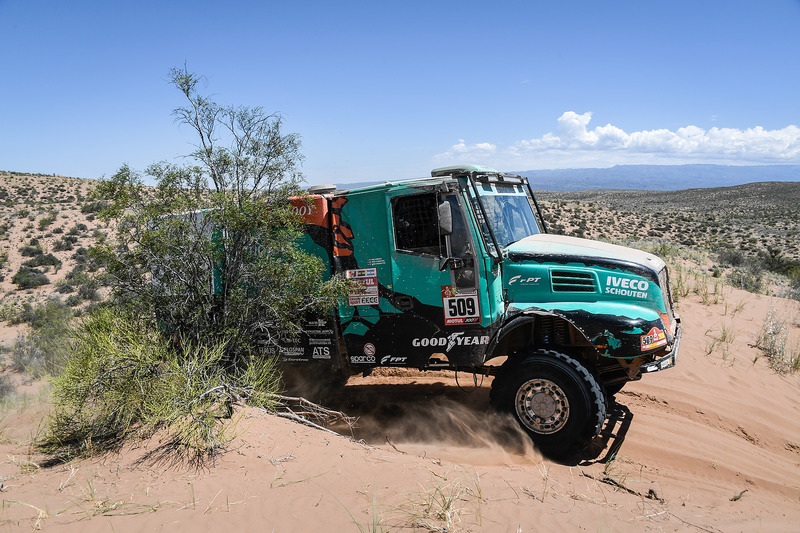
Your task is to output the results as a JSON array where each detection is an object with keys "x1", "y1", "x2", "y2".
[{"x1": 491, "y1": 349, "x2": 606, "y2": 457}]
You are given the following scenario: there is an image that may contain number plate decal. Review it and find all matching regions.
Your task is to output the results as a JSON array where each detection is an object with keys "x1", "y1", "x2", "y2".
[{"x1": 441, "y1": 285, "x2": 481, "y2": 326}]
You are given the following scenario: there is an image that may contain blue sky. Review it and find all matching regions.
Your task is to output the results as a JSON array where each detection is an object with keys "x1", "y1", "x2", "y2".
[{"x1": 2, "y1": 1, "x2": 799, "y2": 186}]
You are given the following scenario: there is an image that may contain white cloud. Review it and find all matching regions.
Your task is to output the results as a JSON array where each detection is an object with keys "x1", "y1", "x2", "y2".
[
  {"x1": 441, "y1": 139, "x2": 497, "y2": 156},
  {"x1": 434, "y1": 112, "x2": 800, "y2": 169}
]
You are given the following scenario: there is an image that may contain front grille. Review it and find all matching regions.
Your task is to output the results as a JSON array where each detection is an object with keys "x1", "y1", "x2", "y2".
[{"x1": 551, "y1": 270, "x2": 597, "y2": 292}]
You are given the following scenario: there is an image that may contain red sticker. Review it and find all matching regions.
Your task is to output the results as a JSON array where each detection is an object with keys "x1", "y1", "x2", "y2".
[
  {"x1": 441, "y1": 285, "x2": 480, "y2": 326},
  {"x1": 641, "y1": 327, "x2": 667, "y2": 351}
]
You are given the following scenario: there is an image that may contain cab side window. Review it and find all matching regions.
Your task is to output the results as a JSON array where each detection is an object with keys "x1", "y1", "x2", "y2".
[{"x1": 393, "y1": 193, "x2": 439, "y2": 255}]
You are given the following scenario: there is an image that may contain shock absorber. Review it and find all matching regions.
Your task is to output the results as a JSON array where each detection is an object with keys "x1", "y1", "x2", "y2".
[
  {"x1": 554, "y1": 319, "x2": 567, "y2": 345},
  {"x1": 539, "y1": 316, "x2": 554, "y2": 345}
]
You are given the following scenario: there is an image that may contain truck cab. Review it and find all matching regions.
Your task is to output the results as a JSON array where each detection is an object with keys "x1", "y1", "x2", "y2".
[{"x1": 286, "y1": 165, "x2": 680, "y2": 456}]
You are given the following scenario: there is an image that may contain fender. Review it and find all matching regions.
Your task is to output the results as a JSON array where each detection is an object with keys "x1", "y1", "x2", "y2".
[{"x1": 493, "y1": 303, "x2": 673, "y2": 360}]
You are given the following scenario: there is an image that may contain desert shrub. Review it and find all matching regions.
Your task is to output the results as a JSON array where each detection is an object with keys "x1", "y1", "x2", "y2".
[
  {"x1": 38, "y1": 210, "x2": 58, "y2": 230},
  {"x1": 22, "y1": 252, "x2": 62, "y2": 270},
  {"x1": 55, "y1": 281, "x2": 76, "y2": 294},
  {"x1": 0, "y1": 374, "x2": 15, "y2": 401},
  {"x1": 53, "y1": 235, "x2": 77, "y2": 251},
  {"x1": 77, "y1": 277, "x2": 101, "y2": 301},
  {"x1": 790, "y1": 276, "x2": 800, "y2": 301},
  {"x1": 81, "y1": 199, "x2": 110, "y2": 214},
  {"x1": 11, "y1": 266, "x2": 50, "y2": 289},
  {"x1": 19, "y1": 244, "x2": 43, "y2": 257},
  {"x1": 15, "y1": 299, "x2": 73, "y2": 329},
  {"x1": 72, "y1": 247, "x2": 89, "y2": 264},
  {"x1": 39, "y1": 308, "x2": 279, "y2": 459},
  {"x1": 727, "y1": 267, "x2": 763, "y2": 293},
  {"x1": 10, "y1": 300, "x2": 73, "y2": 379},
  {"x1": 0, "y1": 303, "x2": 22, "y2": 324},
  {"x1": 717, "y1": 248, "x2": 746, "y2": 267},
  {"x1": 56, "y1": 266, "x2": 100, "y2": 299},
  {"x1": 756, "y1": 306, "x2": 800, "y2": 373}
]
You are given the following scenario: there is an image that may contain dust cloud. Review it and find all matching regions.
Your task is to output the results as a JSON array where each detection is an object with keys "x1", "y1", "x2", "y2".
[{"x1": 323, "y1": 374, "x2": 541, "y2": 465}]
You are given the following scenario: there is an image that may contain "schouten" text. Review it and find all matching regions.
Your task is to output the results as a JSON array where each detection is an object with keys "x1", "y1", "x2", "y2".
[{"x1": 605, "y1": 276, "x2": 649, "y2": 299}]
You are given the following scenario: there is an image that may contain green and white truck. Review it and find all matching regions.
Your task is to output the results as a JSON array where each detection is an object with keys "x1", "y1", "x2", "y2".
[{"x1": 281, "y1": 164, "x2": 680, "y2": 455}]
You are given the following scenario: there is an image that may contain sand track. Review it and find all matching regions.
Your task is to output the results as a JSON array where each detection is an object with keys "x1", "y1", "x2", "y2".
[{"x1": 0, "y1": 287, "x2": 799, "y2": 531}]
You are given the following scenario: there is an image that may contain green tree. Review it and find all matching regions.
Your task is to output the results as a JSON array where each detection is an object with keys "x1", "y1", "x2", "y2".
[
  {"x1": 42, "y1": 69, "x2": 345, "y2": 458},
  {"x1": 94, "y1": 68, "x2": 343, "y2": 364}
]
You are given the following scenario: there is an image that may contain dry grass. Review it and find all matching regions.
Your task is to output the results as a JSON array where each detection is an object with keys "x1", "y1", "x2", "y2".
[{"x1": 756, "y1": 306, "x2": 800, "y2": 372}]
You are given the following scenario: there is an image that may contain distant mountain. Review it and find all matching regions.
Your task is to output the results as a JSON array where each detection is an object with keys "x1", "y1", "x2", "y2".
[
  {"x1": 516, "y1": 164, "x2": 800, "y2": 191},
  {"x1": 330, "y1": 164, "x2": 800, "y2": 192}
]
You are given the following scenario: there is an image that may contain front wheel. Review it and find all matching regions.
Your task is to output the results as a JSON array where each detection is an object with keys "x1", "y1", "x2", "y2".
[{"x1": 490, "y1": 350, "x2": 606, "y2": 457}]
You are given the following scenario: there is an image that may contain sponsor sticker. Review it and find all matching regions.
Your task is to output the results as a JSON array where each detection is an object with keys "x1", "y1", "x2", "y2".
[
  {"x1": 605, "y1": 276, "x2": 650, "y2": 299},
  {"x1": 346, "y1": 268, "x2": 379, "y2": 306},
  {"x1": 441, "y1": 285, "x2": 480, "y2": 326},
  {"x1": 364, "y1": 343, "x2": 376, "y2": 356},
  {"x1": 412, "y1": 332, "x2": 490, "y2": 352},
  {"x1": 311, "y1": 346, "x2": 331, "y2": 359},
  {"x1": 641, "y1": 327, "x2": 668, "y2": 351},
  {"x1": 380, "y1": 355, "x2": 407, "y2": 365},
  {"x1": 508, "y1": 275, "x2": 542, "y2": 285}
]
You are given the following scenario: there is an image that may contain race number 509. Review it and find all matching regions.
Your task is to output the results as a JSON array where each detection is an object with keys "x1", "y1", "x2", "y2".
[
  {"x1": 443, "y1": 291, "x2": 480, "y2": 325},
  {"x1": 447, "y1": 297, "x2": 476, "y2": 317}
]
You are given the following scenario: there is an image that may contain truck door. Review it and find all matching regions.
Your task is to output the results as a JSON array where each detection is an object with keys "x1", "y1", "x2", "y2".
[{"x1": 386, "y1": 187, "x2": 491, "y2": 367}]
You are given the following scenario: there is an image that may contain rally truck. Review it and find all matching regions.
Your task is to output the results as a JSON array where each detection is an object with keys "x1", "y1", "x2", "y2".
[{"x1": 280, "y1": 164, "x2": 680, "y2": 456}]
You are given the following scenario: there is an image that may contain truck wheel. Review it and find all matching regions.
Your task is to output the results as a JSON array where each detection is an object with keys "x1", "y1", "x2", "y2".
[{"x1": 490, "y1": 350, "x2": 606, "y2": 457}]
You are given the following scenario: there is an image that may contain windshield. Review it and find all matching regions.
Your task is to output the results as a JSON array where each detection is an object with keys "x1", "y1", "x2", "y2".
[{"x1": 471, "y1": 182, "x2": 542, "y2": 252}]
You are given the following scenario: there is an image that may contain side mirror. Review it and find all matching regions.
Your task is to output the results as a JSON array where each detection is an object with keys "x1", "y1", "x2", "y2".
[
  {"x1": 439, "y1": 256, "x2": 465, "y2": 271},
  {"x1": 438, "y1": 201, "x2": 453, "y2": 236}
]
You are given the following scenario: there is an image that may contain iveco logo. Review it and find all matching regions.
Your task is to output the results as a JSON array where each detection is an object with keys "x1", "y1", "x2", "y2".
[
  {"x1": 605, "y1": 276, "x2": 650, "y2": 299},
  {"x1": 509, "y1": 275, "x2": 542, "y2": 285},
  {"x1": 606, "y1": 276, "x2": 649, "y2": 291}
]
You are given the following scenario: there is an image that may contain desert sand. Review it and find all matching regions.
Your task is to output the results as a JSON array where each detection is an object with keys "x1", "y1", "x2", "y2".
[{"x1": 0, "y1": 284, "x2": 798, "y2": 532}]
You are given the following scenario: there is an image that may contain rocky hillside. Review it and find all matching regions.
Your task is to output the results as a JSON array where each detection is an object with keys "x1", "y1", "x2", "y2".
[{"x1": 0, "y1": 172, "x2": 108, "y2": 312}]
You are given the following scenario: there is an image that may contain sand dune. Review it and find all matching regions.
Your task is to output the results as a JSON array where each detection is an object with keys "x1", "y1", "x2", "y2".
[{"x1": 0, "y1": 285, "x2": 798, "y2": 531}]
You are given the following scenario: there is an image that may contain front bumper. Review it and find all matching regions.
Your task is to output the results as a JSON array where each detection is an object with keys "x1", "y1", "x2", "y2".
[{"x1": 641, "y1": 326, "x2": 681, "y2": 373}]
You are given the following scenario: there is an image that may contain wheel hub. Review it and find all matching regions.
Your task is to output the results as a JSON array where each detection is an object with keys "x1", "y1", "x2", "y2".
[{"x1": 515, "y1": 378, "x2": 570, "y2": 434}]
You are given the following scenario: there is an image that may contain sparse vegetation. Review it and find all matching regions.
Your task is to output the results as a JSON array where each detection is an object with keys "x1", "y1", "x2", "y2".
[
  {"x1": 538, "y1": 181, "x2": 800, "y2": 301},
  {"x1": 9, "y1": 299, "x2": 73, "y2": 379},
  {"x1": 755, "y1": 306, "x2": 800, "y2": 373},
  {"x1": 39, "y1": 308, "x2": 280, "y2": 459},
  {"x1": 12, "y1": 266, "x2": 50, "y2": 289}
]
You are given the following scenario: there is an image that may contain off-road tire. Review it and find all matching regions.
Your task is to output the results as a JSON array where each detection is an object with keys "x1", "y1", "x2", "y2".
[{"x1": 490, "y1": 349, "x2": 606, "y2": 457}]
